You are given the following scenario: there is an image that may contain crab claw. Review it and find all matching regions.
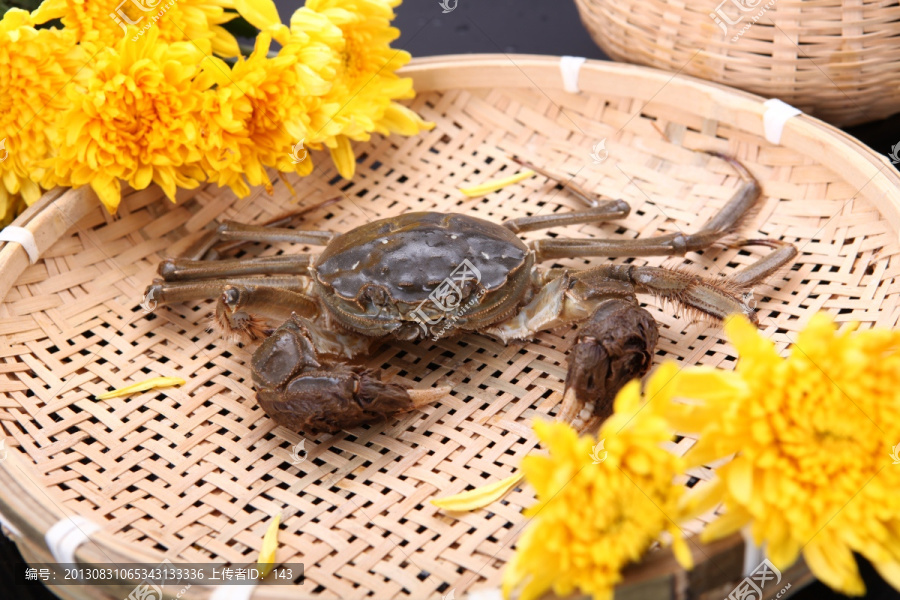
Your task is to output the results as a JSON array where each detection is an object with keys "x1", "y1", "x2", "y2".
[
  {"x1": 558, "y1": 299, "x2": 659, "y2": 433},
  {"x1": 252, "y1": 315, "x2": 447, "y2": 433},
  {"x1": 214, "y1": 285, "x2": 272, "y2": 343}
]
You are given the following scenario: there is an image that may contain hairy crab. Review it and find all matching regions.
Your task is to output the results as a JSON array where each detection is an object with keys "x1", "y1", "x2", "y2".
[{"x1": 146, "y1": 153, "x2": 796, "y2": 433}]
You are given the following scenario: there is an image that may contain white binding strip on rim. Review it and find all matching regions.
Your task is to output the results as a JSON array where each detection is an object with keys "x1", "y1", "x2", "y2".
[
  {"x1": 741, "y1": 526, "x2": 765, "y2": 576},
  {"x1": 763, "y1": 99, "x2": 802, "y2": 145},
  {"x1": 0, "y1": 225, "x2": 39, "y2": 264},
  {"x1": 0, "y1": 509, "x2": 21, "y2": 537},
  {"x1": 211, "y1": 584, "x2": 257, "y2": 600},
  {"x1": 45, "y1": 516, "x2": 102, "y2": 565},
  {"x1": 560, "y1": 56, "x2": 587, "y2": 94}
]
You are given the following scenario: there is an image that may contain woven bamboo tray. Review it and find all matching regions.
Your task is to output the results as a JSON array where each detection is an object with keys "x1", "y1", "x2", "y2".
[
  {"x1": 0, "y1": 54, "x2": 899, "y2": 600},
  {"x1": 573, "y1": 0, "x2": 900, "y2": 127}
]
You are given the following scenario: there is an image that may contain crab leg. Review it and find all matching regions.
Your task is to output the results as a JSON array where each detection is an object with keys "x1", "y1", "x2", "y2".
[
  {"x1": 555, "y1": 241, "x2": 794, "y2": 432},
  {"x1": 726, "y1": 239, "x2": 798, "y2": 286},
  {"x1": 146, "y1": 276, "x2": 311, "y2": 303},
  {"x1": 184, "y1": 222, "x2": 335, "y2": 260},
  {"x1": 485, "y1": 273, "x2": 658, "y2": 433},
  {"x1": 575, "y1": 236, "x2": 797, "y2": 324},
  {"x1": 531, "y1": 154, "x2": 762, "y2": 262},
  {"x1": 145, "y1": 277, "x2": 318, "y2": 339},
  {"x1": 511, "y1": 155, "x2": 611, "y2": 208},
  {"x1": 158, "y1": 255, "x2": 313, "y2": 281},
  {"x1": 503, "y1": 200, "x2": 631, "y2": 234}
]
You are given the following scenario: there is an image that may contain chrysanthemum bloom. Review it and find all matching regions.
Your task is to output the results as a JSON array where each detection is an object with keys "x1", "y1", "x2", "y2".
[
  {"x1": 44, "y1": 28, "x2": 211, "y2": 213},
  {"x1": 671, "y1": 313, "x2": 900, "y2": 596},
  {"x1": 292, "y1": 0, "x2": 433, "y2": 179},
  {"x1": 0, "y1": 9, "x2": 86, "y2": 213},
  {"x1": 30, "y1": 0, "x2": 254, "y2": 57},
  {"x1": 198, "y1": 31, "x2": 329, "y2": 197},
  {"x1": 503, "y1": 364, "x2": 693, "y2": 600}
]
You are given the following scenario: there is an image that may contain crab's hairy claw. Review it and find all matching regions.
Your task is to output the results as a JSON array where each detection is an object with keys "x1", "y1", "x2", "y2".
[
  {"x1": 558, "y1": 299, "x2": 659, "y2": 433},
  {"x1": 213, "y1": 284, "x2": 319, "y2": 343},
  {"x1": 214, "y1": 286, "x2": 271, "y2": 343},
  {"x1": 252, "y1": 316, "x2": 430, "y2": 433}
]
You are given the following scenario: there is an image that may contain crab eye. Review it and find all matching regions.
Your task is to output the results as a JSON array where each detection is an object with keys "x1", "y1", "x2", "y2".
[{"x1": 223, "y1": 287, "x2": 240, "y2": 307}]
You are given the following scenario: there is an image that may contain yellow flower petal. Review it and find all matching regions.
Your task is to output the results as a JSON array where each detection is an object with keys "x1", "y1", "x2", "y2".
[
  {"x1": 257, "y1": 513, "x2": 281, "y2": 578},
  {"x1": 378, "y1": 103, "x2": 434, "y2": 136},
  {"x1": 804, "y1": 535, "x2": 866, "y2": 596},
  {"x1": 679, "y1": 478, "x2": 725, "y2": 521},
  {"x1": 672, "y1": 367, "x2": 747, "y2": 402},
  {"x1": 670, "y1": 534, "x2": 694, "y2": 570},
  {"x1": 233, "y1": 0, "x2": 282, "y2": 32},
  {"x1": 329, "y1": 135, "x2": 356, "y2": 180},
  {"x1": 459, "y1": 170, "x2": 535, "y2": 198},
  {"x1": 873, "y1": 561, "x2": 900, "y2": 593},
  {"x1": 431, "y1": 472, "x2": 524, "y2": 511},
  {"x1": 95, "y1": 377, "x2": 185, "y2": 400},
  {"x1": 724, "y1": 459, "x2": 753, "y2": 505},
  {"x1": 701, "y1": 505, "x2": 751, "y2": 542}
]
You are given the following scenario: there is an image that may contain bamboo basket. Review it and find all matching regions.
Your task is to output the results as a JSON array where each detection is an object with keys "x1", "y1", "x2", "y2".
[
  {"x1": 573, "y1": 0, "x2": 900, "y2": 127},
  {"x1": 0, "y1": 54, "x2": 898, "y2": 600}
]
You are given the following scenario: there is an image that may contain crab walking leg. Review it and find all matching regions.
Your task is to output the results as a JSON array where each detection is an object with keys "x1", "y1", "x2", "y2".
[
  {"x1": 532, "y1": 154, "x2": 762, "y2": 262},
  {"x1": 208, "y1": 197, "x2": 342, "y2": 257},
  {"x1": 183, "y1": 221, "x2": 336, "y2": 261},
  {"x1": 503, "y1": 200, "x2": 631, "y2": 234},
  {"x1": 158, "y1": 255, "x2": 313, "y2": 281},
  {"x1": 146, "y1": 276, "x2": 312, "y2": 304},
  {"x1": 726, "y1": 239, "x2": 798, "y2": 286},
  {"x1": 485, "y1": 273, "x2": 658, "y2": 433},
  {"x1": 575, "y1": 237, "x2": 798, "y2": 324},
  {"x1": 252, "y1": 315, "x2": 450, "y2": 433},
  {"x1": 510, "y1": 155, "x2": 612, "y2": 208},
  {"x1": 145, "y1": 277, "x2": 318, "y2": 340}
]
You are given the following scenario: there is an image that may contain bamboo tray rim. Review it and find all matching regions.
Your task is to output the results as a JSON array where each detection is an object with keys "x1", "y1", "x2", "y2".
[{"x1": 0, "y1": 53, "x2": 898, "y2": 600}]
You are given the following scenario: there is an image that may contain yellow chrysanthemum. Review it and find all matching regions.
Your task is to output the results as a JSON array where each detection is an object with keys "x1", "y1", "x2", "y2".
[
  {"x1": 503, "y1": 364, "x2": 692, "y2": 600},
  {"x1": 290, "y1": 0, "x2": 433, "y2": 178},
  {"x1": 30, "y1": 0, "x2": 249, "y2": 57},
  {"x1": 0, "y1": 195, "x2": 26, "y2": 229},
  {"x1": 44, "y1": 27, "x2": 211, "y2": 212},
  {"x1": 198, "y1": 31, "x2": 328, "y2": 197},
  {"x1": 671, "y1": 313, "x2": 900, "y2": 596},
  {"x1": 0, "y1": 9, "x2": 86, "y2": 213}
]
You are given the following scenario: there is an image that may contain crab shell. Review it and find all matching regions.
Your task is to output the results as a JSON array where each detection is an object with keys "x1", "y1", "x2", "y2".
[{"x1": 311, "y1": 212, "x2": 534, "y2": 339}]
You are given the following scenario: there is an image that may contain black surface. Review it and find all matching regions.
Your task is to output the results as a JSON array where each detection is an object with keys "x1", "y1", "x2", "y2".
[{"x1": 5, "y1": 1, "x2": 900, "y2": 599}]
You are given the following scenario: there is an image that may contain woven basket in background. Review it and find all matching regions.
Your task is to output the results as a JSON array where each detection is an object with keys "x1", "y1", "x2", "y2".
[
  {"x1": 0, "y1": 55, "x2": 899, "y2": 599},
  {"x1": 573, "y1": 0, "x2": 900, "y2": 127}
]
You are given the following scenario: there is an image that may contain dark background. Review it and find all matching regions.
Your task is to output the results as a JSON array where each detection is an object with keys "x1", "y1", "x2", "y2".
[{"x1": 6, "y1": 0, "x2": 900, "y2": 599}]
